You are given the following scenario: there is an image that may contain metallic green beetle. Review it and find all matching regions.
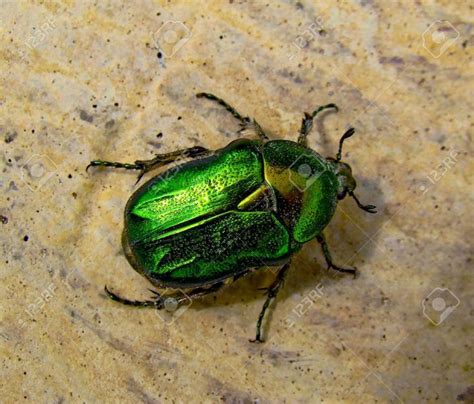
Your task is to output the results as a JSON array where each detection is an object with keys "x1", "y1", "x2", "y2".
[{"x1": 88, "y1": 92, "x2": 376, "y2": 342}]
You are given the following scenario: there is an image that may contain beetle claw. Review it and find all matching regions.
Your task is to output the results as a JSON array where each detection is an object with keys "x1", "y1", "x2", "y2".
[
  {"x1": 362, "y1": 204, "x2": 377, "y2": 214},
  {"x1": 327, "y1": 264, "x2": 357, "y2": 278},
  {"x1": 135, "y1": 169, "x2": 147, "y2": 184},
  {"x1": 349, "y1": 192, "x2": 377, "y2": 214}
]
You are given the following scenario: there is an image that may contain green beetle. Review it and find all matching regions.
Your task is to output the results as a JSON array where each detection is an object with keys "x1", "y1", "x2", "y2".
[{"x1": 88, "y1": 92, "x2": 376, "y2": 342}]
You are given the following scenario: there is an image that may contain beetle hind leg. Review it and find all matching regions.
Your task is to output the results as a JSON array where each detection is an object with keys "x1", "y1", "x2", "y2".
[
  {"x1": 167, "y1": 281, "x2": 226, "y2": 302},
  {"x1": 196, "y1": 92, "x2": 269, "y2": 140},
  {"x1": 104, "y1": 285, "x2": 158, "y2": 308},
  {"x1": 316, "y1": 233, "x2": 357, "y2": 277},
  {"x1": 250, "y1": 262, "x2": 291, "y2": 343},
  {"x1": 297, "y1": 104, "x2": 339, "y2": 146},
  {"x1": 105, "y1": 282, "x2": 225, "y2": 310}
]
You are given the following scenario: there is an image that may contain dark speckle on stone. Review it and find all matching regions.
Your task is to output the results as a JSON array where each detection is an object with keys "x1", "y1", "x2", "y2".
[
  {"x1": 79, "y1": 110, "x2": 94, "y2": 123},
  {"x1": 23, "y1": 235, "x2": 29, "y2": 241},
  {"x1": 147, "y1": 141, "x2": 162, "y2": 149},
  {"x1": 156, "y1": 132, "x2": 163, "y2": 138},
  {"x1": 457, "y1": 385, "x2": 474, "y2": 402},
  {"x1": 0, "y1": 215, "x2": 8, "y2": 224},
  {"x1": 380, "y1": 56, "x2": 404, "y2": 65},
  {"x1": 5, "y1": 131, "x2": 17, "y2": 143},
  {"x1": 105, "y1": 119, "x2": 115, "y2": 129},
  {"x1": 8, "y1": 181, "x2": 18, "y2": 191}
]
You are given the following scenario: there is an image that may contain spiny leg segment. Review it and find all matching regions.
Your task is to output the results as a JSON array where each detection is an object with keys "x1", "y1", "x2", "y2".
[
  {"x1": 87, "y1": 146, "x2": 210, "y2": 183},
  {"x1": 250, "y1": 261, "x2": 291, "y2": 343},
  {"x1": 196, "y1": 92, "x2": 269, "y2": 140},
  {"x1": 104, "y1": 281, "x2": 225, "y2": 309},
  {"x1": 297, "y1": 104, "x2": 339, "y2": 146},
  {"x1": 316, "y1": 233, "x2": 357, "y2": 277}
]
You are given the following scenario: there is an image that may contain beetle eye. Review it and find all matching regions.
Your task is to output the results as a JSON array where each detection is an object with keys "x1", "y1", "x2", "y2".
[{"x1": 337, "y1": 190, "x2": 347, "y2": 200}]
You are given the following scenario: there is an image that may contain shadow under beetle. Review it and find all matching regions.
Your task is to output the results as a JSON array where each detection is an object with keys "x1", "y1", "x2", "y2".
[{"x1": 88, "y1": 92, "x2": 376, "y2": 342}]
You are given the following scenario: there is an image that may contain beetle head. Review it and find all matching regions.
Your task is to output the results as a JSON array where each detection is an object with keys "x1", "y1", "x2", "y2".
[
  {"x1": 329, "y1": 159, "x2": 357, "y2": 199},
  {"x1": 327, "y1": 128, "x2": 377, "y2": 214}
]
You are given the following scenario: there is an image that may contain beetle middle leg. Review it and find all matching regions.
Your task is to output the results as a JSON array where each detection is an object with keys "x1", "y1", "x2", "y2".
[
  {"x1": 316, "y1": 233, "x2": 357, "y2": 277},
  {"x1": 250, "y1": 261, "x2": 291, "y2": 343},
  {"x1": 297, "y1": 104, "x2": 339, "y2": 146},
  {"x1": 196, "y1": 92, "x2": 269, "y2": 140},
  {"x1": 87, "y1": 146, "x2": 211, "y2": 183}
]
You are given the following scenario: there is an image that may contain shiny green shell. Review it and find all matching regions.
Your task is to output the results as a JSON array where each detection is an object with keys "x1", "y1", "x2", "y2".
[{"x1": 122, "y1": 139, "x2": 338, "y2": 287}]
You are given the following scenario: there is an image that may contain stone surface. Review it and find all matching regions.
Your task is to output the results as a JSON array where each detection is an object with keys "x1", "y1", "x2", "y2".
[{"x1": 1, "y1": 1, "x2": 472, "y2": 402}]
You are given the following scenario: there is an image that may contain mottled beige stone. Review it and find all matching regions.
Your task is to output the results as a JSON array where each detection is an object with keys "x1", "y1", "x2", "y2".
[{"x1": 1, "y1": 1, "x2": 472, "y2": 403}]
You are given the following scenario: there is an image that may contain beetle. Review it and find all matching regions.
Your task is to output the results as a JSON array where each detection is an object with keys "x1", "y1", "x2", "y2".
[{"x1": 88, "y1": 92, "x2": 376, "y2": 342}]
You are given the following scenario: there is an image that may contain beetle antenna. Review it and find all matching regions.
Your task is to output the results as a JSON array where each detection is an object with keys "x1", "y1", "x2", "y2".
[{"x1": 336, "y1": 128, "x2": 355, "y2": 161}]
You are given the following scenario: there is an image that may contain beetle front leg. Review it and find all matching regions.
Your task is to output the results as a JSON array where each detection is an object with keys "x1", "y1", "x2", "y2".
[
  {"x1": 87, "y1": 146, "x2": 211, "y2": 183},
  {"x1": 297, "y1": 104, "x2": 339, "y2": 146},
  {"x1": 316, "y1": 233, "x2": 357, "y2": 277},
  {"x1": 196, "y1": 92, "x2": 269, "y2": 140},
  {"x1": 250, "y1": 262, "x2": 291, "y2": 343}
]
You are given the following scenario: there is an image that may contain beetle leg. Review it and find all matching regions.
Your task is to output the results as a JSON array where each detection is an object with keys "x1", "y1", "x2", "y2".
[
  {"x1": 297, "y1": 104, "x2": 339, "y2": 146},
  {"x1": 316, "y1": 233, "x2": 357, "y2": 278},
  {"x1": 87, "y1": 146, "x2": 211, "y2": 183},
  {"x1": 196, "y1": 92, "x2": 269, "y2": 140},
  {"x1": 105, "y1": 282, "x2": 225, "y2": 310},
  {"x1": 104, "y1": 285, "x2": 158, "y2": 308},
  {"x1": 349, "y1": 191, "x2": 377, "y2": 214},
  {"x1": 175, "y1": 281, "x2": 226, "y2": 302},
  {"x1": 250, "y1": 262, "x2": 291, "y2": 343}
]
